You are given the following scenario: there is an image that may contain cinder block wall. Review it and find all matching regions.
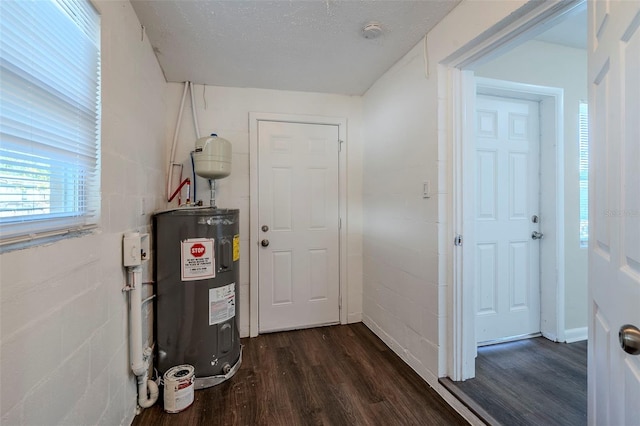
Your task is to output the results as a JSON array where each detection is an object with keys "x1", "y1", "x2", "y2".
[{"x1": 0, "y1": 2, "x2": 167, "y2": 424}]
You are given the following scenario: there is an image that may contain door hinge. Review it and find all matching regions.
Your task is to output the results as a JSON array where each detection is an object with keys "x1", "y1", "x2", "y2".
[
  {"x1": 338, "y1": 139, "x2": 344, "y2": 152},
  {"x1": 339, "y1": 218, "x2": 342, "y2": 229},
  {"x1": 454, "y1": 234, "x2": 463, "y2": 246}
]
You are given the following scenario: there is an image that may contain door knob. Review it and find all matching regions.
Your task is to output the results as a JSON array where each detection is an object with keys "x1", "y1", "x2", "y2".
[
  {"x1": 261, "y1": 239, "x2": 269, "y2": 247},
  {"x1": 619, "y1": 324, "x2": 640, "y2": 355},
  {"x1": 532, "y1": 231, "x2": 544, "y2": 240}
]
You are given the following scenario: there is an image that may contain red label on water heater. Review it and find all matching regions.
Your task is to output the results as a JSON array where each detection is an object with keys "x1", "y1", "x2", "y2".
[
  {"x1": 181, "y1": 238, "x2": 215, "y2": 281},
  {"x1": 190, "y1": 243, "x2": 206, "y2": 257}
]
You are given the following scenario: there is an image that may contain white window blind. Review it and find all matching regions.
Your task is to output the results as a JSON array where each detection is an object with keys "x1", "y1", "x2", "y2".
[
  {"x1": 0, "y1": 0, "x2": 101, "y2": 243},
  {"x1": 579, "y1": 102, "x2": 588, "y2": 247}
]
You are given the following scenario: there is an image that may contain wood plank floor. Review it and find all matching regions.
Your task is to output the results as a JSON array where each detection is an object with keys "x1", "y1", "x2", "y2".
[
  {"x1": 440, "y1": 337, "x2": 587, "y2": 426},
  {"x1": 132, "y1": 323, "x2": 467, "y2": 426}
]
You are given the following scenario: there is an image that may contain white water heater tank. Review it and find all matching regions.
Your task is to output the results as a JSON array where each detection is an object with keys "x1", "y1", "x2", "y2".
[{"x1": 193, "y1": 134, "x2": 232, "y2": 179}]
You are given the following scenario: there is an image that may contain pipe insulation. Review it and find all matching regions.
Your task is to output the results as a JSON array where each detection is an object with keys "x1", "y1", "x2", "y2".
[
  {"x1": 128, "y1": 265, "x2": 158, "y2": 408},
  {"x1": 167, "y1": 81, "x2": 189, "y2": 201}
]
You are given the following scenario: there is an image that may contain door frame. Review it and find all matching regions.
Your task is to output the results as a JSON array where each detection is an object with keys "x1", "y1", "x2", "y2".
[
  {"x1": 441, "y1": 0, "x2": 584, "y2": 380},
  {"x1": 248, "y1": 112, "x2": 348, "y2": 337}
]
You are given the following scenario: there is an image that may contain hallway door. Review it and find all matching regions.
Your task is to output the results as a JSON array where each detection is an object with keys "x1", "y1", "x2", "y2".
[
  {"x1": 475, "y1": 95, "x2": 541, "y2": 344},
  {"x1": 588, "y1": 1, "x2": 640, "y2": 424}
]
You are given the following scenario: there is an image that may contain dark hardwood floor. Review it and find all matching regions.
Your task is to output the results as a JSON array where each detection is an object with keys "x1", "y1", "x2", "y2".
[
  {"x1": 440, "y1": 337, "x2": 588, "y2": 426},
  {"x1": 132, "y1": 323, "x2": 467, "y2": 426}
]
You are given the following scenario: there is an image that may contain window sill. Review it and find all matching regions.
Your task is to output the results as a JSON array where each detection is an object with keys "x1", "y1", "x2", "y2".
[{"x1": 0, "y1": 225, "x2": 99, "y2": 254}]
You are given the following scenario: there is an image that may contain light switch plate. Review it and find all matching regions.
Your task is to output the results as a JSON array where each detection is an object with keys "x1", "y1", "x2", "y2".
[{"x1": 423, "y1": 181, "x2": 431, "y2": 199}]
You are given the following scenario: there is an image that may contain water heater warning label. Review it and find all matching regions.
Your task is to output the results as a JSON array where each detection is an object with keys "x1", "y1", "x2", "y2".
[
  {"x1": 181, "y1": 238, "x2": 215, "y2": 281},
  {"x1": 233, "y1": 234, "x2": 240, "y2": 262},
  {"x1": 209, "y1": 284, "x2": 235, "y2": 325}
]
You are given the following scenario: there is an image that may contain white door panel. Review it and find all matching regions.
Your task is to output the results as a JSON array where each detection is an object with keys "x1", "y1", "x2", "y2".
[
  {"x1": 258, "y1": 120, "x2": 340, "y2": 332},
  {"x1": 588, "y1": 1, "x2": 640, "y2": 424},
  {"x1": 475, "y1": 95, "x2": 541, "y2": 343}
]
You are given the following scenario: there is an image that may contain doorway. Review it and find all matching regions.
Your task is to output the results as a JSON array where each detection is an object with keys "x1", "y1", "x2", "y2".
[
  {"x1": 248, "y1": 113, "x2": 348, "y2": 337},
  {"x1": 440, "y1": 2, "x2": 590, "y2": 422},
  {"x1": 445, "y1": 1, "x2": 587, "y2": 381}
]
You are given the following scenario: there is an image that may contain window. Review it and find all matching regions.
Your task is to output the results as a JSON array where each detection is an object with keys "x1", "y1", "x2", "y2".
[
  {"x1": 0, "y1": 0, "x2": 101, "y2": 245},
  {"x1": 579, "y1": 102, "x2": 588, "y2": 247}
]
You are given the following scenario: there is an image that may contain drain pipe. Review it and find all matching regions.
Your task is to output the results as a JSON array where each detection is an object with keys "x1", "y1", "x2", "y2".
[{"x1": 127, "y1": 265, "x2": 159, "y2": 409}]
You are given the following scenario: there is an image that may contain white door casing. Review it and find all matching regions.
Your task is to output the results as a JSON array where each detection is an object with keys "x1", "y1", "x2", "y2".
[
  {"x1": 588, "y1": 1, "x2": 640, "y2": 425},
  {"x1": 475, "y1": 95, "x2": 541, "y2": 344},
  {"x1": 255, "y1": 119, "x2": 341, "y2": 333}
]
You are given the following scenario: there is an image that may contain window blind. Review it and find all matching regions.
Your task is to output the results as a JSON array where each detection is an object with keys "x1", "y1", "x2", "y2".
[
  {"x1": 579, "y1": 102, "x2": 588, "y2": 247},
  {"x1": 0, "y1": 0, "x2": 101, "y2": 243}
]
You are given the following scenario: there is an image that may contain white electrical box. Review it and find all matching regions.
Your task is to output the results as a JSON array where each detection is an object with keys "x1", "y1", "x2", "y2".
[{"x1": 123, "y1": 232, "x2": 149, "y2": 267}]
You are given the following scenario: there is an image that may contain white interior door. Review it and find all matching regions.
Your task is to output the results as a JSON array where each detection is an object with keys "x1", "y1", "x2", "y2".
[
  {"x1": 588, "y1": 1, "x2": 640, "y2": 425},
  {"x1": 257, "y1": 120, "x2": 340, "y2": 333},
  {"x1": 475, "y1": 95, "x2": 541, "y2": 344}
]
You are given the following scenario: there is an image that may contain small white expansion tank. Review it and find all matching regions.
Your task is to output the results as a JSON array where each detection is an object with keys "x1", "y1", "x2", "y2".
[{"x1": 193, "y1": 133, "x2": 232, "y2": 179}]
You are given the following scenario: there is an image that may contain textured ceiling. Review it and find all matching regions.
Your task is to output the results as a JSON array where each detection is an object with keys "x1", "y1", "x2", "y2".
[{"x1": 130, "y1": 0, "x2": 461, "y2": 95}]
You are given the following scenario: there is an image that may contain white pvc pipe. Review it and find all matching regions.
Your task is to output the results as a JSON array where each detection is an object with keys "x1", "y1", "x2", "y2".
[
  {"x1": 129, "y1": 266, "x2": 145, "y2": 376},
  {"x1": 167, "y1": 81, "x2": 189, "y2": 201},
  {"x1": 137, "y1": 371, "x2": 159, "y2": 409},
  {"x1": 128, "y1": 265, "x2": 158, "y2": 408},
  {"x1": 189, "y1": 81, "x2": 201, "y2": 140}
]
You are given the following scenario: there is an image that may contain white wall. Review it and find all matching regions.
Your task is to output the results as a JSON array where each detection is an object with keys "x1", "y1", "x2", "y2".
[
  {"x1": 362, "y1": 42, "x2": 442, "y2": 381},
  {"x1": 164, "y1": 83, "x2": 364, "y2": 337},
  {"x1": 361, "y1": 0, "x2": 529, "y2": 386},
  {"x1": 0, "y1": 2, "x2": 167, "y2": 424},
  {"x1": 475, "y1": 39, "x2": 588, "y2": 333}
]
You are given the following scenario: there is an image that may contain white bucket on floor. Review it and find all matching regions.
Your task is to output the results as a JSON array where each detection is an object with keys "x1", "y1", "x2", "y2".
[{"x1": 163, "y1": 364, "x2": 195, "y2": 413}]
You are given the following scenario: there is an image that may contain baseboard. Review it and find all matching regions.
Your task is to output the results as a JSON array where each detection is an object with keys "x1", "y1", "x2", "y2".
[
  {"x1": 564, "y1": 327, "x2": 588, "y2": 343},
  {"x1": 347, "y1": 312, "x2": 362, "y2": 323}
]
